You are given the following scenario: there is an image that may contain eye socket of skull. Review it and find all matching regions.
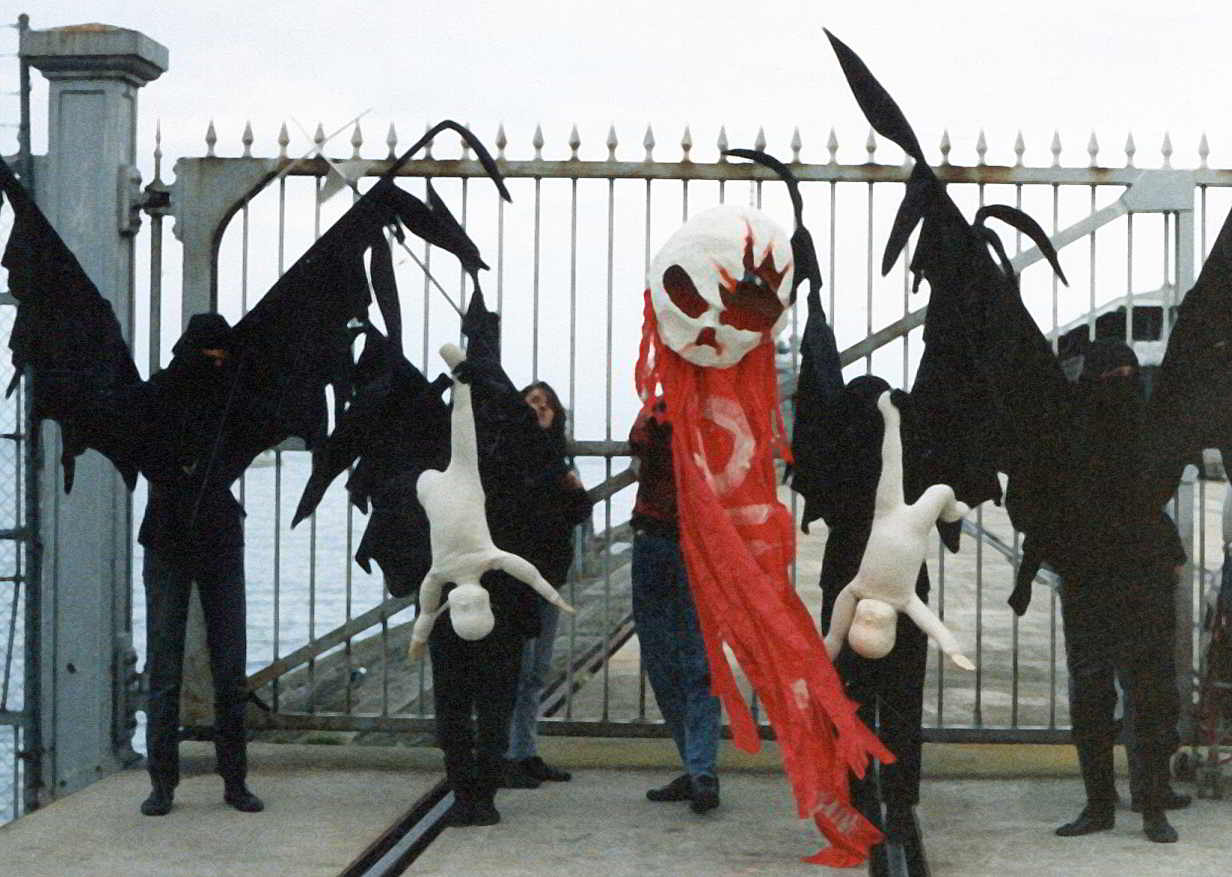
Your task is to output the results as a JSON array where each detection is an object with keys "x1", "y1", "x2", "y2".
[{"x1": 648, "y1": 205, "x2": 793, "y2": 368}]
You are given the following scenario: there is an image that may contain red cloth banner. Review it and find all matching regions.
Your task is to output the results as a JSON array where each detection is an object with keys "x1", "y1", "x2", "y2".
[{"x1": 635, "y1": 292, "x2": 892, "y2": 867}]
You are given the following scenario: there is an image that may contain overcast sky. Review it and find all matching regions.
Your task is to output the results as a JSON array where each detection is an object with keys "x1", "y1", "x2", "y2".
[
  {"x1": 8, "y1": 0, "x2": 1232, "y2": 425},
  {"x1": 11, "y1": 1, "x2": 1232, "y2": 170}
]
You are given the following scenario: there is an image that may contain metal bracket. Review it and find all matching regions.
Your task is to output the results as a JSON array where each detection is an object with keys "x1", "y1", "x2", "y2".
[
  {"x1": 1122, "y1": 169, "x2": 1196, "y2": 213},
  {"x1": 116, "y1": 165, "x2": 143, "y2": 237}
]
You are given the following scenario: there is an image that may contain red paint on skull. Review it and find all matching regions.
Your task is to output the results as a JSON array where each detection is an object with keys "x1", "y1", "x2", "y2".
[{"x1": 716, "y1": 225, "x2": 790, "y2": 333}]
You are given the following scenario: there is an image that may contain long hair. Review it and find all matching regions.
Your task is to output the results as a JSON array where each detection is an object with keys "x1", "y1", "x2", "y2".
[{"x1": 522, "y1": 380, "x2": 568, "y2": 456}]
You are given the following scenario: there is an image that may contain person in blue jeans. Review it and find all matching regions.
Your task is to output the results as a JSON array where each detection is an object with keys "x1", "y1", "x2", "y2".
[
  {"x1": 628, "y1": 401, "x2": 722, "y2": 813},
  {"x1": 502, "y1": 381, "x2": 594, "y2": 788}
]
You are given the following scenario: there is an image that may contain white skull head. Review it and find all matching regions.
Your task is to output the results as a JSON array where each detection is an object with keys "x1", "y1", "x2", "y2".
[{"x1": 649, "y1": 205, "x2": 794, "y2": 368}]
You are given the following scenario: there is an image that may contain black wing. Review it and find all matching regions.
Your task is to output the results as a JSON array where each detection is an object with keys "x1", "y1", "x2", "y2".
[
  {"x1": 827, "y1": 33, "x2": 1071, "y2": 607},
  {"x1": 1143, "y1": 204, "x2": 1232, "y2": 506},
  {"x1": 1, "y1": 155, "x2": 143, "y2": 492},
  {"x1": 202, "y1": 122, "x2": 511, "y2": 489}
]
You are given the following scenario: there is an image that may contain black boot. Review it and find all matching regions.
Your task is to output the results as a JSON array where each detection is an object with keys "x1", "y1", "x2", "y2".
[
  {"x1": 500, "y1": 758, "x2": 541, "y2": 789},
  {"x1": 646, "y1": 774, "x2": 693, "y2": 802},
  {"x1": 1055, "y1": 804, "x2": 1114, "y2": 836},
  {"x1": 1142, "y1": 809, "x2": 1178, "y2": 843},
  {"x1": 520, "y1": 756, "x2": 572, "y2": 782},
  {"x1": 223, "y1": 780, "x2": 265, "y2": 812},
  {"x1": 447, "y1": 790, "x2": 476, "y2": 827},
  {"x1": 1057, "y1": 740, "x2": 1116, "y2": 836},
  {"x1": 469, "y1": 790, "x2": 501, "y2": 826},
  {"x1": 140, "y1": 780, "x2": 175, "y2": 816},
  {"x1": 689, "y1": 775, "x2": 720, "y2": 814}
]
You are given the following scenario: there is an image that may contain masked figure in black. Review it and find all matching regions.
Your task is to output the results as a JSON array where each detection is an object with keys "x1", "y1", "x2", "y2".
[
  {"x1": 134, "y1": 314, "x2": 262, "y2": 817},
  {"x1": 1053, "y1": 340, "x2": 1186, "y2": 843}
]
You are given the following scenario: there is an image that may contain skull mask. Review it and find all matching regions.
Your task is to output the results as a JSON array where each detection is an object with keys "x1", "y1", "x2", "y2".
[{"x1": 649, "y1": 205, "x2": 794, "y2": 368}]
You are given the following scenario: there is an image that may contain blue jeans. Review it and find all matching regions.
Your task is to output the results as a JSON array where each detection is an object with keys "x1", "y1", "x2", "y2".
[
  {"x1": 507, "y1": 603, "x2": 561, "y2": 760},
  {"x1": 631, "y1": 531, "x2": 721, "y2": 778}
]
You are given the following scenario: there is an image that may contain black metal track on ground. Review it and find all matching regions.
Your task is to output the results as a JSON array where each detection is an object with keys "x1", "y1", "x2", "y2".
[
  {"x1": 337, "y1": 610, "x2": 643, "y2": 875},
  {"x1": 338, "y1": 779, "x2": 451, "y2": 877}
]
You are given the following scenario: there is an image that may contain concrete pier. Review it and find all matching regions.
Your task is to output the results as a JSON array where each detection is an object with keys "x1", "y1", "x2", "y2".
[{"x1": 1, "y1": 737, "x2": 1228, "y2": 876}]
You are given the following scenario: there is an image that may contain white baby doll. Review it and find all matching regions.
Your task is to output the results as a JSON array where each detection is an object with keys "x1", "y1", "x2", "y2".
[
  {"x1": 408, "y1": 343, "x2": 574, "y2": 660},
  {"x1": 823, "y1": 391, "x2": 976, "y2": 670}
]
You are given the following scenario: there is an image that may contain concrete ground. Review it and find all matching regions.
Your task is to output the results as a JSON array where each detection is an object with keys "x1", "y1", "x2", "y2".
[{"x1": 1, "y1": 737, "x2": 1228, "y2": 876}]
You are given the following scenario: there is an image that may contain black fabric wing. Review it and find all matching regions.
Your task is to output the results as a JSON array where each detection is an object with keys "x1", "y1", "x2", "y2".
[
  {"x1": 1, "y1": 155, "x2": 143, "y2": 492},
  {"x1": 828, "y1": 33, "x2": 1071, "y2": 607},
  {"x1": 1143, "y1": 205, "x2": 1232, "y2": 507}
]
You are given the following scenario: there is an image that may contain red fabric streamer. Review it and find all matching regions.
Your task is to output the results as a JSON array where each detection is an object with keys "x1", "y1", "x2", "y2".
[{"x1": 635, "y1": 291, "x2": 893, "y2": 867}]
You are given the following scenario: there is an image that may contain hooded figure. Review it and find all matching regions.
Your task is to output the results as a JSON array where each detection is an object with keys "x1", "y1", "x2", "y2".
[
  {"x1": 1052, "y1": 340, "x2": 1188, "y2": 844},
  {"x1": 134, "y1": 313, "x2": 263, "y2": 817}
]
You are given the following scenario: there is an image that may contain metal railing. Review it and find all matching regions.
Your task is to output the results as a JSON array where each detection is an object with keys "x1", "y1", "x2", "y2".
[{"x1": 131, "y1": 119, "x2": 1232, "y2": 746}]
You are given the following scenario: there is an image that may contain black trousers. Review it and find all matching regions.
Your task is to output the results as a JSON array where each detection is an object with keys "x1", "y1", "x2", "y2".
[
  {"x1": 822, "y1": 574, "x2": 928, "y2": 810},
  {"x1": 1059, "y1": 574, "x2": 1180, "y2": 810},
  {"x1": 143, "y1": 545, "x2": 248, "y2": 786},
  {"x1": 430, "y1": 619, "x2": 523, "y2": 803}
]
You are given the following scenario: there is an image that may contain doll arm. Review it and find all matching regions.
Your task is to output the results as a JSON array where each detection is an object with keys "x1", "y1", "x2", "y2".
[
  {"x1": 910, "y1": 484, "x2": 971, "y2": 527},
  {"x1": 491, "y1": 551, "x2": 575, "y2": 614},
  {"x1": 824, "y1": 583, "x2": 859, "y2": 660},
  {"x1": 408, "y1": 572, "x2": 445, "y2": 661},
  {"x1": 903, "y1": 595, "x2": 975, "y2": 670}
]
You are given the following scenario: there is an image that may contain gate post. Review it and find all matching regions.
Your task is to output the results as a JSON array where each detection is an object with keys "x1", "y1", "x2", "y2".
[{"x1": 21, "y1": 23, "x2": 167, "y2": 802}]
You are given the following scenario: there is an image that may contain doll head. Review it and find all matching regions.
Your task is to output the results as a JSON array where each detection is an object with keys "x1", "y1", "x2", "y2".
[
  {"x1": 447, "y1": 582, "x2": 495, "y2": 640},
  {"x1": 848, "y1": 597, "x2": 898, "y2": 659}
]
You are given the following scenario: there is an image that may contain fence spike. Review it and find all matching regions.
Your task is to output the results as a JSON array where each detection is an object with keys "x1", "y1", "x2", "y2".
[
  {"x1": 277, "y1": 122, "x2": 289, "y2": 159},
  {"x1": 1199, "y1": 132, "x2": 1210, "y2": 169},
  {"x1": 1051, "y1": 130, "x2": 1062, "y2": 167},
  {"x1": 205, "y1": 119, "x2": 217, "y2": 157},
  {"x1": 1123, "y1": 131, "x2": 1135, "y2": 168},
  {"x1": 1088, "y1": 131, "x2": 1101, "y2": 168},
  {"x1": 386, "y1": 122, "x2": 398, "y2": 160},
  {"x1": 827, "y1": 127, "x2": 839, "y2": 164},
  {"x1": 461, "y1": 122, "x2": 471, "y2": 159},
  {"x1": 533, "y1": 123, "x2": 545, "y2": 160},
  {"x1": 1014, "y1": 130, "x2": 1025, "y2": 167},
  {"x1": 790, "y1": 126, "x2": 802, "y2": 163},
  {"x1": 154, "y1": 120, "x2": 163, "y2": 180},
  {"x1": 242, "y1": 121, "x2": 254, "y2": 158},
  {"x1": 976, "y1": 129, "x2": 987, "y2": 166},
  {"x1": 606, "y1": 124, "x2": 618, "y2": 161},
  {"x1": 351, "y1": 121, "x2": 364, "y2": 159},
  {"x1": 313, "y1": 122, "x2": 326, "y2": 149},
  {"x1": 716, "y1": 125, "x2": 728, "y2": 159},
  {"x1": 496, "y1": 123, "x2": 508, "y2": 160},
  {"x1": 423, "y1": 122, "x2": 434, "y2": 159},
  {"x1": 938, "y1": 130, "x2": 950, "y2": 166},
  {"x1": 1161, "y1": 131, "x2": 1173, "y2": 169},
  {"x1": 643, "y1": 124, "x2": 655, "y2": 162},
  {"x1": 754, "y1": 126, "x2": 767, "y2": 152},
  {"x1": 569, "y1": 124, "x2": 581, "y2": 160},
  {"x1": 680, "y1": 125, "x2": 692, "y2": 162}
]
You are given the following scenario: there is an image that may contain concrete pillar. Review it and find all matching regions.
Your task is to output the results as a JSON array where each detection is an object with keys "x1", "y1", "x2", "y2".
[{"x1": 22, "y1": 22, "x2": 167, "y2": 801}]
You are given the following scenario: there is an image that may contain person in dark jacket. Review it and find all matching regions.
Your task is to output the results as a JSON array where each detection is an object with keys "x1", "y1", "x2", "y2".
[
  {"x1": 137, "y1": 313, "x2": 262, "y2": 816},
  {"x1": 628, "y1": 400, "x2": 722, "y2": 814},
  {"x1": 1053, "y1": 340, "x2": 1187, "y2": 844},
  {"x1": 502, "y1": 382, "x2": 594, "y2": 788}
]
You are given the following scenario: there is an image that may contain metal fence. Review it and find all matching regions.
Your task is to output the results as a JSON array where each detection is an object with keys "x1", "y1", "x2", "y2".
[
  {"x1": 0, "y1": 13, "x2": 35, "y2": 827},
  {"x1": 138, "y1": 118, "x2": 1231, "y2": 748}
]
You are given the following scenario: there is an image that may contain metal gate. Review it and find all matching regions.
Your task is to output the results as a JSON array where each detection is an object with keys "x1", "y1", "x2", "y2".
[{"x1": 147, "y1": 117, "x2": 1232, "y2": 746}]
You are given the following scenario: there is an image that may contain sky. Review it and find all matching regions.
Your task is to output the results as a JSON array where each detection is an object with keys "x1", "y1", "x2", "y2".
[
  {"x1": 6, "y1": 0, "x2": 1232, "y2": 431},
  {"x1": 10, "y1": 0, "x2": 1232, "y2": 170}
]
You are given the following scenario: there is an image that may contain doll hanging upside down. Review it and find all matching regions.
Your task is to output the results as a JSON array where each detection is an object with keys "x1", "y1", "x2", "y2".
[
  {"x1": 408, "y1": 343, "x2": 574, "y2": 661},
  {"x1": 823, "y1": 392, "x2": 976, "y2": 671}
]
